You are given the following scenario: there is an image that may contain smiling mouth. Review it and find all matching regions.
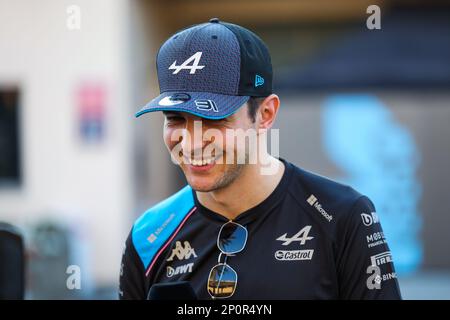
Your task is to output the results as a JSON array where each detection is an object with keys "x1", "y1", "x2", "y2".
[
  {"x1": 179, "y1": 149, "x2": 221, "y2": 167},
  {"x1": 183, "y1": 157, "x2": 215, "y2": 167}
]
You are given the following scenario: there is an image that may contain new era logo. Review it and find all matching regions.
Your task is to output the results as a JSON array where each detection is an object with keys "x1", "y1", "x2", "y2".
[
  {"x1": 307, "y1": 195, "x2": 317, "y2": 206},
  {"x1": 255, "y1": 74, "x2": 264, "y2": 87}
]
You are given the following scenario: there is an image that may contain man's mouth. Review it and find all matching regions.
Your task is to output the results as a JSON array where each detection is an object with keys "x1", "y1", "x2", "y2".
[
  {"x1": 183, "y1": 156, "x2": 215, "y2": 166},
  {"x1": 180, "y1": 154, "x2": 219, "y2": 171},
  {"x1": 189, "y1": 158, "x2": 214, "y2": 166}
]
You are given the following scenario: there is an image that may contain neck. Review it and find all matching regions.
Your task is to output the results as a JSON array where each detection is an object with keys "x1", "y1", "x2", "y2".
[{"x1": 195, "y1": 156, "x2": 285, "y2": 220}]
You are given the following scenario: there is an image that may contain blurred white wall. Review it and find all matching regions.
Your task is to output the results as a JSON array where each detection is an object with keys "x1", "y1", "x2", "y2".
[{"x1": 0, "y1": 0, "x2": 133, "y2": 287}]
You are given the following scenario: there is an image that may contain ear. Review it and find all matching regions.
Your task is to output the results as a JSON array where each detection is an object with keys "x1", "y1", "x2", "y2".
[{"x1": 257, "y1": 94, "x2": 280, "y2": 130}]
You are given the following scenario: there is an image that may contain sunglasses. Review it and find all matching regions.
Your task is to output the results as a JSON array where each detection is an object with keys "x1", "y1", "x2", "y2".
[{"x1": 207, "y1": 221, "x2": 248, "y2": 299}]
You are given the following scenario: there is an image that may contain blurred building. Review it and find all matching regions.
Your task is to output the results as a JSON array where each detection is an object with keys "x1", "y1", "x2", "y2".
[
  {"x1": 0, "y1": 0, "x2": 449, "y2": 298},
  {"x1": 0, "y1": 0, "x2": 133, "y2": 296}
]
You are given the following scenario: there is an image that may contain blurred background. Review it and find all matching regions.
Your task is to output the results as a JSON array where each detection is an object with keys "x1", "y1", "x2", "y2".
[{"x1": 0, "y1": 0, "x2": 449, "y2": 299}]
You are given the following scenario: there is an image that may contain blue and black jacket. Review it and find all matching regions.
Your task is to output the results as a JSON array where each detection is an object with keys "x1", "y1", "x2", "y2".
[{"x1": 119, "y1": 159, "x2": 401, "y2": 299}]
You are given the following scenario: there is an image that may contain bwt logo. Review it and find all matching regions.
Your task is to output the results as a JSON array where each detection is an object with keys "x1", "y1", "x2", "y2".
[
  {"x1": 361, "y1": 212, "x2": 380, "y2": 226},
  {"x1": 166, "y1": 263, "x2": 194, "y2": 277}
]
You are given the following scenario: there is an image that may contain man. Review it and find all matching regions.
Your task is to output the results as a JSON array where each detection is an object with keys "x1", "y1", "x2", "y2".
[{"x1": 120, "y1": 18, "x2": 402, "y2": 299}]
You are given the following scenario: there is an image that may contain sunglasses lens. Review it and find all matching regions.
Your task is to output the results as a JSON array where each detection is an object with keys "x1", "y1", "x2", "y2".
[
  {"x1": 207, "y1": 264, "x2": 237, "y2": 298},
  {"x1": 218, "y1": 222, "x2": 247, "y2": 254}
]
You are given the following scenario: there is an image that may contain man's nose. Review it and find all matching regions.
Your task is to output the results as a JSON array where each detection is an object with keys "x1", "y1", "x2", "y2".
[{"x1": 180, "y1": 119, "x2": 206, "y2": 156}]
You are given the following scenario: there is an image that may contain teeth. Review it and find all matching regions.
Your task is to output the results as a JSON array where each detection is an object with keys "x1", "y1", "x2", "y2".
[{"x1": 190, "y1": 158, "x2": 213, "y2": 166}]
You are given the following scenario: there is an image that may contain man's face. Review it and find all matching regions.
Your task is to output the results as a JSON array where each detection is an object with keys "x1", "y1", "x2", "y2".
[{"x1": 163, "y1": 104, "x2": 257, "y2": 192}]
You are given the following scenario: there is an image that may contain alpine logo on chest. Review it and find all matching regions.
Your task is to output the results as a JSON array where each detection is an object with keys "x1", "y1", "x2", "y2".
[{"x1": 275, "y1": 225, "x2": 315, "y2": 261}]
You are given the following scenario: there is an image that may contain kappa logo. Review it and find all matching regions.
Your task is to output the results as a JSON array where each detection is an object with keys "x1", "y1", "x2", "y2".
[
  {"x1": 306, "y1": 194, "x2": 333, "y2": 222},
  {"x1": 167, "y1": 241, "x2": 198, "y2": 262},
  {"x1": 169, "y1": 52, "x2": 205, "y2": 74},
  {"x1": 276, "y1": 225, "x2": 314, "y2": 246},
  {"x1": 361, "y1": 212, "x2": 380, "y2": 226},
  {"x1": 195, "y1": 99, "x2": 218, "y2": 112}
]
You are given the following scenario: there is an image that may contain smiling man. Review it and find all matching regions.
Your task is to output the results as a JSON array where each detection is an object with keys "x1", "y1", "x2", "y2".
[{"x1": 119, "y1": 18, "x2": 402, "y2": 300}]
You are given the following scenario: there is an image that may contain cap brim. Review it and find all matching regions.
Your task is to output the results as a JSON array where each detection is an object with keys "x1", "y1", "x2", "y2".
[{"x1": 136, "y1": 91, "x2": 250, "y2": 120}]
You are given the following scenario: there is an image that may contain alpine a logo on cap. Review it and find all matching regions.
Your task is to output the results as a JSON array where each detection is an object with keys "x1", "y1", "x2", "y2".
[
  {"x1": 169, "y1": 52, "x2": 205, "y2": 74},
  {"x1": 159, "y1": 93, "x2": 191, "y2": 106},
  {"x1": 137, "y1": 20, "x2": 274, "y2": 119}
]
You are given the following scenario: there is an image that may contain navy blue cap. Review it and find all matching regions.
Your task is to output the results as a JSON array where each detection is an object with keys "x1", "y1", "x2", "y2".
[{"x1": 136, "y1": 18, "x2": 273, "y2": 119}]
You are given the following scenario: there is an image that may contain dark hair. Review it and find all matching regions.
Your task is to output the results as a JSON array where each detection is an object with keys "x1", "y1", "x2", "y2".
[{"x1": 247, "y1": 96, "x2": 266, "y2": 123}]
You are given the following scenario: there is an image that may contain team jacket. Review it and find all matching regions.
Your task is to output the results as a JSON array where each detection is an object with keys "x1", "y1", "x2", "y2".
[{"x1": 119, "y1": 159, "x2": 402, "y2": 299}]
